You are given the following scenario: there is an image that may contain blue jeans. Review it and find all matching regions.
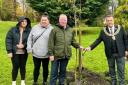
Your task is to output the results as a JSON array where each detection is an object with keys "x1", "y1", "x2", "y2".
[{"x1": 50, "y1": 58, "x2": 69, "y2": 85}]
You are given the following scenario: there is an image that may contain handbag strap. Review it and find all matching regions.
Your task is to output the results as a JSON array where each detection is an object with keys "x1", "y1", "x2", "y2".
[{"x1": 32, "y1": 29, "x2": 46, "y2": 47}]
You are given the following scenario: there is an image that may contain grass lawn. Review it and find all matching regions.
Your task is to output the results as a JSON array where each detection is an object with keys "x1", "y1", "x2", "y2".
[{"x1": 0, "y1": 21, "x2": 128, "y2": 85}]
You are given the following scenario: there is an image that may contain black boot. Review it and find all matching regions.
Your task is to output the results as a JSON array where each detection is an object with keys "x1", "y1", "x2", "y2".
[
  {"x1": 42, "y1": 82, "x2": 47, "y2": 85},
  {"x1": 111, "y1": 80, "x2": 117, "y2": 85},
  {"x1": 33, "y1": 82, "x2": 39, "y2": 85}
]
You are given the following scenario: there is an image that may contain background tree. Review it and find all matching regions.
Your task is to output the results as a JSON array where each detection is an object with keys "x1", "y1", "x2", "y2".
[
  {"x1": 13, "y1": 0, "x2": 17, "y2": 20},
  {"x1": 27, "y1": 0, "x2": 109, "y2": 26},
  {"x1": 1, "y1": 0, "x2": 14, "y2": 20},
  {"x1": 114, "y1": 0, "x2": 128, "y2": 29},
  {"x1": 0, "y1": 0, "x2": 39, "y2": 21},
  {"x1": 0, "y1": 0, "x2": 2, "y2": 20},
  {"x1": 16, "y1": 3, "x2": 24, "y2": 17}
]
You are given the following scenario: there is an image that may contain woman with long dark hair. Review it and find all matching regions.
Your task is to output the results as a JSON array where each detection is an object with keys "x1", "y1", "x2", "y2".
[{"x1": 5, "y1": 17, "x2": 31, "y2": 85}]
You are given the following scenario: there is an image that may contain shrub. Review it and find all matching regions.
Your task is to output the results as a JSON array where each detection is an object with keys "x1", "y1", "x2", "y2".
[{"x1": 114, "y1": 0, "x2": 128, "y2": 29}]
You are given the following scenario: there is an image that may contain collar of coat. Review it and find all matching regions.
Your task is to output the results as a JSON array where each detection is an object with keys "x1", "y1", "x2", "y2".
[
  {"x1": 15, "y1": 26, "x2": 30, "y2": 33},
  {"x1": 57, "y1": 24, "x2": 70, "y2": 30},
  {"x1": 103, "y1": 25, "x2": 121, "y2": 36}
]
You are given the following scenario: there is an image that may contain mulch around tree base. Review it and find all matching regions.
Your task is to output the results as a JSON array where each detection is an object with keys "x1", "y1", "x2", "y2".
[{"x1": 66, "y1": 68, "x2": 111, "y2": 85}]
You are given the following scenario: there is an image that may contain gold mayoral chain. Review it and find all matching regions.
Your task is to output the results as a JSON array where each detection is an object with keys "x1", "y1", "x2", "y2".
[{"x1": 103, "y1": 25, "x2": 121, "y2": 40}]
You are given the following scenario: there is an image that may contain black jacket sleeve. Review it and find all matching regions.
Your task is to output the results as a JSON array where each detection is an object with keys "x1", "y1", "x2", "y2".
[
  {"x1": 122, "y1": 27, "x2": 128, "y2": 51},
  {"x1": 90, "y1": 30, "x2": 103, "y2": 50},
  {"x1": 5, "y1": 28, "x2": 13, "y2": 53}
]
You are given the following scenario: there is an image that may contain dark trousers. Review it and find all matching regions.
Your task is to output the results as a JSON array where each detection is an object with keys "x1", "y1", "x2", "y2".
[
  {"x1": 107, "y1": 54, "x2": 125, "y2": 85},
  {"x1": 11, "y1": 54, "x2": 28, "y2": 81},
  {"x1": 33, "y1": 56, "x2": 49, "y2": 82},
  {"x1": 50, "y1": 58, "x2": 69, "y2": 85}
]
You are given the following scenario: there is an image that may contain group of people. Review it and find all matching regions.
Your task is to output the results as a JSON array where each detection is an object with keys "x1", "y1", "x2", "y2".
[
  {"x1": 5, "y1": 13, "x2": 82, "y2": 85},
  {"x1": 5, "y1": 13, "x2": 128, "y2": 85}
]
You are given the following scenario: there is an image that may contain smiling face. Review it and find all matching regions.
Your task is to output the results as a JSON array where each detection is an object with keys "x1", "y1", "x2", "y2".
[
  {"x1": 105, "y1": 16, "x2": 114, "y2": 28},
  {"x1": 40, "y1": 16, "x2": 49, "y2": 28},
  {"x1": 59, "y1": 14, "x2": 67, "y2": 28}
]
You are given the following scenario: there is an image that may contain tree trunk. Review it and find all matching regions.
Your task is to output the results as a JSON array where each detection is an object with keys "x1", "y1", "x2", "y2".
[
  {"x1": 13, "y1": 0, "x2": 16, "y2": 20},
  {"x1": 0, "y1": 0, "x2": 2, "y2": 20},
  {"x1": 23, "y1": 0, "x2": 26, "y2": 16}
]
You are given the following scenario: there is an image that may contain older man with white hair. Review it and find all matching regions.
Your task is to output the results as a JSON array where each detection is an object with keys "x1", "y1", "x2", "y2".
[{"x1": 48, "y1": 14, "x2": 83, "y2": 85}]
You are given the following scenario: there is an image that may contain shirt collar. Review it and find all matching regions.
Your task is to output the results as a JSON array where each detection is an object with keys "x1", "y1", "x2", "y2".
[{"x1": 108, "y1": 25, "x2": 115, "y2": 33}]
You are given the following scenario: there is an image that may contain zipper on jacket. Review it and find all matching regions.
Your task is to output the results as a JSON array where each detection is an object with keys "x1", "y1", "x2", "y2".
[{"x1": 63, "y1": 29, "x2": 67, "y2": 57}]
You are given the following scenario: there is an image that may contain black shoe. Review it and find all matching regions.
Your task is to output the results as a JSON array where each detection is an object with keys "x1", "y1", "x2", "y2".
[
  {"x1": 112, "y1": 80, "x2": 117, "y2": 85},
  {"x1": 33, "y1": 82, "x2": 39, "y2": 85},
  {"x1": 42, "y1": 82, "x2": 47, "y2": 85}
]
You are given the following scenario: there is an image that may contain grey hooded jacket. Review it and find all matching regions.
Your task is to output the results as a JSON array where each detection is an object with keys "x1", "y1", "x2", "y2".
[{"x1": 27, "y1": 24, "x2": 53, "y2": 58}]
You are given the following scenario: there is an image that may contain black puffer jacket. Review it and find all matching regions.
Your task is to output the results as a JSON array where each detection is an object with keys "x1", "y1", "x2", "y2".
[{"x1": 5, "y1": 17, "x2": 31, "y2": 54}]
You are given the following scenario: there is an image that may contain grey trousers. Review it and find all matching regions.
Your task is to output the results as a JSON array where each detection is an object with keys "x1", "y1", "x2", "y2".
[{"x1": 107, "y1": 54, "x2": 125, "y2": 85}]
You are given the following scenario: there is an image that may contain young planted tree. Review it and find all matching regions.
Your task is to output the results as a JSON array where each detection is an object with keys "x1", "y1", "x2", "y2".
[{"x1": 0, "y1": 0, "x2": 2, "y2": 20}]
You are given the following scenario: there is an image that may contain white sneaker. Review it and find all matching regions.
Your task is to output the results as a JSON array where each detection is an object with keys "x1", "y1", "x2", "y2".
[
  {"x1": 12, "y1": 81, "x2": 16, "y2": 85},
  {"x1": 21, "y1": 80, "x2": 25, "y2": 85}
]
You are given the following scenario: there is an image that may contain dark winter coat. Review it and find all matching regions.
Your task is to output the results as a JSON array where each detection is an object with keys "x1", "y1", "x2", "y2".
[{"x1": 5, "y1": 17, "x2": 31, "y2": 54}]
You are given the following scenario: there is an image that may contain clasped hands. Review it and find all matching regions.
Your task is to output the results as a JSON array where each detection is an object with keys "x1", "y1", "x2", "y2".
[{"x1": 7, "y1": 43, "x2": 24, "y2": 58}]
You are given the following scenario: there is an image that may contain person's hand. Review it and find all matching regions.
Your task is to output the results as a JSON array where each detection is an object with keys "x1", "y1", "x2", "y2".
[
  {"x1": 79, "y1": 46, "x2": 84, "y2": 51},
  {"x1": 125, "y1": 51, "x2": 128, "y2": 56},
  {"x1": 7, "y1": 53, "x2": 13, "y2": 58},
  {"x1": 49, "y1": 56, "x2": 54, "y2": 61},
  {"x1": 125, "y1": 51, "x2": 128, "y2": 60},
  {"x1": 84, "y1": 47, "x2": 91, "y2": 51},
  {"x1": 17, "y1": 43, "x2": 24, "y2": 49}
]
